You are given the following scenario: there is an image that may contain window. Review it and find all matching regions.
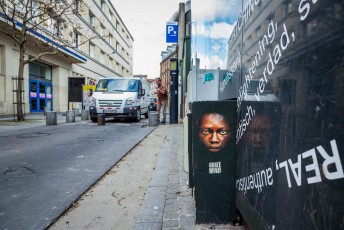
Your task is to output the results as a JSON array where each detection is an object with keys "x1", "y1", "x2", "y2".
[
  {"x1": 100, "y1": 51, "x2": 105, "y2": 64},
  {"x1": 116, "y1": 63, "x2": 120, "y2": 73},
  {"x1": 100, "y1": 1, "x2": 105, "y2": 11},
  {"x1": 89, "y1": 43, "x2": 95, "y2": 57},
  {"x1": 54, "y1": 20, "x2": 63, "y2": 38},
  {"x1": 109, "y1": 35, "x2": 112, "y2": 45},
  {"x1": 89, "y1": 13, "x2": 94, "y2": 26},
  {"x1": 46, "y1": 18, "x2": 56, "y2": 33},
  {"x1": 30, "y1": 1, "x2": 40, "y2": 24},
  {"x1": 75, "y1": 33, "x2": 81, "y2": 49},
  {"x1": 29, "y1": 62, "x2": 52, "y2": 81},
  {"x1": 75, "y1": 0, "x2": 80, "y2": 13},
  {"x1": 3, "y1": 0, "x2": 9, "y2": 15},
  {"x1": 100, "y1": 25, "x2": 104, "y2": 36},
  {"x1": 0, "y1": 46, "x2": 4, "y2": 76},
  {"x1": 109, "y1": 57, "x2": 113, "y2": 69}
]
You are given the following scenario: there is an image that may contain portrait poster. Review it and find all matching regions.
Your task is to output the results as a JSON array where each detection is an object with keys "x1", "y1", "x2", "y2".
[{"x1": 191, "y1": 100, "x2": 237, "y2": 223}]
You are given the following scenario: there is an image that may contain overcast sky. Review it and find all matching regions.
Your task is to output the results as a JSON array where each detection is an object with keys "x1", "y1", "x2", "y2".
[{"x1": 112, "y1": 0, "x2": 184, "y2": 79}]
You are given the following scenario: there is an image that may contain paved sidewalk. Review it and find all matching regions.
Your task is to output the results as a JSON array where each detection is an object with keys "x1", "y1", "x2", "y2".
[
  {"x1": 0, "y1": 112, "x2": 82, "y2": 132},
  {"x1": 133, "y1": 124, "x2": 195, "y2": 230}
]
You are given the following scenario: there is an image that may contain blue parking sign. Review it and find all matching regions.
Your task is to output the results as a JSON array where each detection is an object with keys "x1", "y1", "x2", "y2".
[{"x1": 166, "y1": 22, "x2": 178, "y2": 43}]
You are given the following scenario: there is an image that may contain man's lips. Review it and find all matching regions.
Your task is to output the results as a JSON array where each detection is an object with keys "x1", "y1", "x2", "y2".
[{"x1": 208, "y1": 146, "x2": 222, "y2": 150}]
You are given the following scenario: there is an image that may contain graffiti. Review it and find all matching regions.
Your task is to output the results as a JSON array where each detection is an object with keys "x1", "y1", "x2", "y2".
[{"x1": 204, "y1": 72, "x2": 214, "y2": 83}]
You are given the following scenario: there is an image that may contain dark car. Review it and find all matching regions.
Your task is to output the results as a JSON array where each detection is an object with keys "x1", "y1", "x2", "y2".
[{"x1": 149, "y1": 97, "x2": 158, "y2": 111}]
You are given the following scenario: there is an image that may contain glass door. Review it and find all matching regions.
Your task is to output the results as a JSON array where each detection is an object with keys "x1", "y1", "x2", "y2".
[
  {"x1": 29, "y1": 80, "x2": 53, "y2": 112},
  {"x1": 29, "y1": 80, "x2": 38, "y2": 112},
  {"x1": 38, "y1": 82, "x2": 45, "y2": 112}
]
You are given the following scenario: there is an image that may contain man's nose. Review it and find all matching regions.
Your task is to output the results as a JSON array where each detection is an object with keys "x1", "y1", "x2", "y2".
[
  {"x1": 210, "y1": 132, "x2": 219, "y2": 143},
  {"x1": 254, "y1": 133, "x2": 263, "y2": 142}
]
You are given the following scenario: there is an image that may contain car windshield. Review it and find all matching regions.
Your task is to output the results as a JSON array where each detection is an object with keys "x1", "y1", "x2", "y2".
[
  {"x1": 96, "y1": 79, "x2": 138, "y2": 92},
  {"x1": 150, "y1": 98, "x2": 157, "y2": 103}
]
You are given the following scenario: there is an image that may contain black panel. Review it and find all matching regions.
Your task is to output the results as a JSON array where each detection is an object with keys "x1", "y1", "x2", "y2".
[{"x1": 68, "y1": 77, "x2": 85, "y2": 102}]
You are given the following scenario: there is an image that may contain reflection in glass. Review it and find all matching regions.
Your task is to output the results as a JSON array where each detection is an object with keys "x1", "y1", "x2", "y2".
[
  {"x1": 30, "y1": 98, "x2": 37, "y2": 111},
  {"x1": 39, "y1": 99, "x2": 45, "y2": 111}
]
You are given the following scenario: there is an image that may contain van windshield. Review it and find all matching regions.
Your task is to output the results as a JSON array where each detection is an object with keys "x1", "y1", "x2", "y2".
[{"x1": 95, "y1": 79, "x2": 138, "y2": 92}]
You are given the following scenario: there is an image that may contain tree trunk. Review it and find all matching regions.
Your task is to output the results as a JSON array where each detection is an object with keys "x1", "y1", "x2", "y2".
[{"x1": 17, "y1": 45, "x2": 25, "y2": 121}]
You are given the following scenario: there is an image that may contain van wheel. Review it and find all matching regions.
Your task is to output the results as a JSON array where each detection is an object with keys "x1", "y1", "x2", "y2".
[
  {"x1": 144, "y1": 111, "x2": 149, "y2": 118},
  {"x1": 90, "y1": 116, "x2": 98, "y2": 123},
  {"x1": 135, "y1": 109, "x2": 141, "y2": 122}
]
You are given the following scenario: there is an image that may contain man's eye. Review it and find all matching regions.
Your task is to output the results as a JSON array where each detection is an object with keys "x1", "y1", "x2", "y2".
[
  {"x1": 219, "y1": 130, "x2": 229, "y2": 135},
  {"x1": 201, "y1": 130, "x2": 210, "y2": 135},
  {"x1": 201, "y1": 129, "x2": 213, "y2": 135}
]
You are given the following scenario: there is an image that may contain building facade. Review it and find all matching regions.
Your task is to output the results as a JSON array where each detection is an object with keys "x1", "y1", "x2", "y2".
[
  {"x1": 160, "y1": 44, "x2": 177, "y2": 106},
  {"x1": 0, "y1": 0, "x2": 133, "y2": 115}
]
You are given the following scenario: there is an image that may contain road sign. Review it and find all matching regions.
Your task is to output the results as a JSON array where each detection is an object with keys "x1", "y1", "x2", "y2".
[{"x1": 166, "y1": 22, "x2": 178, "y2": 43}]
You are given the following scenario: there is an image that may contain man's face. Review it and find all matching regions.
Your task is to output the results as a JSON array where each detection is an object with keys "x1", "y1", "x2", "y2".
[
  {"x1": 198, "y1": 113, "x2": 231, "y2": 153},
  {"x1": 246, "y1": 115, "x2": 271, "y2": 152},
  {"x1": 156, "y1": 79, "x2": 161, "y2": 87}
]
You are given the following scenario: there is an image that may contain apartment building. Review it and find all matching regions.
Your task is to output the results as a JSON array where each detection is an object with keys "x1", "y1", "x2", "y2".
[
  {"x1": 160, "y1": 44, "x2": 177, "y2": 98},
  {"x1": 0, "y1": 0, "x2": 133, "y2": 114}
]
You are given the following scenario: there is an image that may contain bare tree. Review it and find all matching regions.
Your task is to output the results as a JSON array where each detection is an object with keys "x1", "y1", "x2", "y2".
[{"x1": 0, "y1": 0, "x2": 97, "y2": 121}]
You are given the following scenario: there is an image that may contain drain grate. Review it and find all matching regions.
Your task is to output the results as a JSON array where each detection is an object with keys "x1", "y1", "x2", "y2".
[
  {"x1": 4, "y1": 165, "x2": 34, "y2": 176},
  {"x1": 17, "y1": 132, "x2": 51, "y2": 138}
]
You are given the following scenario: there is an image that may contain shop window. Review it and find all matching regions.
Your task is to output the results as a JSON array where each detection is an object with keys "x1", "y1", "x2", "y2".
[{"x1": 29, "y1": 62, "x2": 52, "y2": 81}]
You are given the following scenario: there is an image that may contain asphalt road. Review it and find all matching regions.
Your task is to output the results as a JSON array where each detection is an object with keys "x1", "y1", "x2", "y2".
[{"x1": 0, "y1": 118, "x2": 154, "y2": 230}]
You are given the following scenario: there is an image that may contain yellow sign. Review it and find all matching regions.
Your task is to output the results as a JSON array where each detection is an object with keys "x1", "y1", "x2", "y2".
[{"x1": 83, "y1": 85, "x2": 96, "y2": 110}]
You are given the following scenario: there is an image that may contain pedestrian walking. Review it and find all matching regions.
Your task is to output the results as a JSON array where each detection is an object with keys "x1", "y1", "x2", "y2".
[{"x1": 155, "y1": 78, "x2": 168, "y2": 124}]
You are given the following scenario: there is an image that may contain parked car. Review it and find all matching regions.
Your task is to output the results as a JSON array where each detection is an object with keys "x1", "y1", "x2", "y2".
[{"x1": 149, "y1": 97, "x2": 158, "y2": 111}]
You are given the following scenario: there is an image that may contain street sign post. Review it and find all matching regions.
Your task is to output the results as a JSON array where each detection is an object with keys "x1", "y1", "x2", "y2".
[{"x1": 166, "y1": 22, "x2": 178, "y2": 43}]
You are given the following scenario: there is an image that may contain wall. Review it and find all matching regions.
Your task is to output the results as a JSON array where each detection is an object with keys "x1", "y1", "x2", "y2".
[
  {"x1": 52, "y1": 67, "x2": 67, "y2": 112},
  {"x1": 191, "y1": 0, "x2": 344, "y2": 229},
  {"x1": 232, "y1": 1, "x2": 344, "y2": 229}
]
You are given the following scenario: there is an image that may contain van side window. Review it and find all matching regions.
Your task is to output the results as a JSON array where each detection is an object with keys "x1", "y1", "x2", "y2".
[{"x1": 138, "y1": 80, "x2": 142, "y2": 93}]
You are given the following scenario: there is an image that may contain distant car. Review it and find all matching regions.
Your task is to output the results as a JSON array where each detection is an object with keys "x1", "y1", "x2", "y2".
[{"x1": 149, "y1": 97, "x2": 158, "y2": 111}]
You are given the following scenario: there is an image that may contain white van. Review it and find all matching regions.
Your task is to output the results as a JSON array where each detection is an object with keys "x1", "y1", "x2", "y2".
[{"x1": 89, "y1": 77, "x2": 150, "y2": 122}]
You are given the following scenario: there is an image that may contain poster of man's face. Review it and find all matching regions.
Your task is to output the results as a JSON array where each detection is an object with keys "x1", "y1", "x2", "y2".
[
  {"x1": 198, "y1": 113, "x2": 231, "y2": 153},
  {"x1": 191, "y1": 101, "x2": 238, "y2": 223}
]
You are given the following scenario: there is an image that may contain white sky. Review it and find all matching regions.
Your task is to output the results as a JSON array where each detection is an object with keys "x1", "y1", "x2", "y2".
[{"x1": 111, "y1": 0, "x2": 183, "y2": 79}]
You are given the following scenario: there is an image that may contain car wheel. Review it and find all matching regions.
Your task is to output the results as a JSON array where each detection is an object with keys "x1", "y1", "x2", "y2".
[{"x1": 135, "y1": 109, "x2": 141, "y2": 122}]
